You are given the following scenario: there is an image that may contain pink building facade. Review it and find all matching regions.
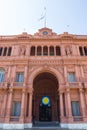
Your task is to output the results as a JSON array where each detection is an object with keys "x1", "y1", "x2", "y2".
[{"x1": 0, "y1": 28, "x2": 87, "y2": 129}]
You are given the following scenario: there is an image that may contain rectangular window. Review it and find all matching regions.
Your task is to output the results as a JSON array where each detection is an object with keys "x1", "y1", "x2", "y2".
[
  {"x1": 0, "y1": 70, "x2": 4, "y2": 82},
  {"x1": 12, "y1": 101, "x2": 21, "y2": 116},
  {"x1": 68, "y1": 72, "x2": 75, "y2": 82},
  {"x1": 71, "y1": 101, "x2": 81, "y2": 116},
  {"x1": 16, "y1": 73, "x2": 24, "y2": 82}
]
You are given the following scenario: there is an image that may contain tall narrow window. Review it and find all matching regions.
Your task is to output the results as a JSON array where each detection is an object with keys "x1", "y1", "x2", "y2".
[
  {"x1": 37, "y1": 46, "x2": 42, "y2": 56},
  {"x1": 3, "y1": 47, "x2": 7, "y2": 56},
  {"x1": 68, "y1": 72, "x2": 75, "y2": 82},
  {"x1": 30, "y1": 46, "x2": 35, "y2": 56},
  {"x1": 71, "y1": 101, "x2": 81, "y2": 116},
  {"x1": 0, "y1": 69, "x2": 5, "y2": 82},
  {"x1": 84, "y1": 47, "x2": 87, "y2": 56},
  {"x1": 0, "y1": 47, "x2": 3, "y2": 56},
  {"x1": 16, "y1": 73, "x2": 24, "y2": 82},
  {"x1": 79, "y1": 47, "x2": 84, "y2": 56},
  {"x1": 7, "y1": 47, "x2": 12, "y2": 56},
  {"x1": 49, "y1": 46, "x2": 54, "y2": 56},
  {"x1": 56, "y1": 46, "x2": 61, "y2": 56},
  {"x1": 12, "y1": 101, "x2": 21, "y2": 116},
  {"x1": 43, "y1": 46, "x2": 48, "y2": 55}
]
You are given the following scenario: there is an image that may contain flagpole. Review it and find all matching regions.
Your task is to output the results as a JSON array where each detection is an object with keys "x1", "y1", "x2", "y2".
[{"x1": 44, "y1": 7, "x2": 46, "y2": 27}]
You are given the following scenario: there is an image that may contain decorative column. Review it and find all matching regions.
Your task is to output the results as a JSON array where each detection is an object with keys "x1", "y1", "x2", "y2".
[
  {"x1": 20, "y1": 89, "x2": 26, "y2": 122},
  {"x1": 82, "y1": 47, "x2": 85, "y2": 56},
  {"x1": 79, "y1": 88, "x2": 87, "y2": 121},
  {"x1": 80, "y1": 66, "x2": 84, "y2": 82},
  {"x1": 84, "y1": 89, "x2": 87, "y2": 121},
  {"x1": 75, "y1": 65, "x2": 79, "y2": 82},
  {"x1": 64, "y1": 66, "x2": 67, "y2": 82},
  {"x1": 42, "y1": 46, "x2": 43, "y2": 56},
  {"x1": 61, "y1": 45, "x2": 65, "y2": 56},
  {"x1": 26, "y1": 45, "x2": 30, "y2": 56},
  {"x1": 54, "y1": 46, "x2": 56, "y2": 56},
  {"x1": 24, "y1": 66, "x2": 28, "y2": 86},
  {"x1": 35, "y1": 46, "x2": 37, "y2": 56},
  {"x1": 12, "y1": 66, "x2": 16, "y2": 82},
  {"x1": 48, "y1": 46, "x2": 50, "y2": 56},
  {"x1": 66, "y1": 89, "x2": 73, "y2": 122},
  {"x1": 7, "y1": 66, "x2": 11, "y2": 81},
  {"x1": 28, "y1": 92, "x2": 33, "y2": 122},
  {"x1": 59, "y1": 92, "x2": 64, "y2": 120},
  {"x1": 5, "y1": 88, "x2": 13, "y2": 122}
]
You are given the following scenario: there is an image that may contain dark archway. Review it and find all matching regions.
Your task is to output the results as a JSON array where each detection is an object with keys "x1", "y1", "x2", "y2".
[{"x1": 32, "y1": 72, "x2": 60, "y2": 123}]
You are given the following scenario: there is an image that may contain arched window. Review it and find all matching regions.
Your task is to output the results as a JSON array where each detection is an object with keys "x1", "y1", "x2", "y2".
[
  {"x1": 3, "y1": 47, "x2": 7, "y2": 56},
  {"x1": 30, "y1": 46, "x2": 35, "y2": 56},
  {"x1": 49, "y1": 46, "x2": 54, "y2": 56},
  {"x1": 79, "y1": 47, "x2": 84, "y2": 56},
  {"x1": 7, "y1": 47, "x2": 12, "y2": 56},
  {"x1": 43, "y1": 46, "x2": 48, "y2": 56},
  {"x1": 0, "y1": 47, "x2": 3, "y2": 56},
  {"x1": 37, "y1": 46, "x2": 42, "y2": 56},
  {"x1": 56, "y1": 46, "x2": 61, "y2": 56},
  {"x1": 84, "y1": 47, "x2": 87, "y2": 56},
  {"x1": 0, "y1": 69, "x2": 5, "y2": 82}
]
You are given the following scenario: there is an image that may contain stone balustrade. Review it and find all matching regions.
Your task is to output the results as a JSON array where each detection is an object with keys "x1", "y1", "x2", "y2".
[{"x1": 0, "y1": 82, "x2": 26, "y2": 89}]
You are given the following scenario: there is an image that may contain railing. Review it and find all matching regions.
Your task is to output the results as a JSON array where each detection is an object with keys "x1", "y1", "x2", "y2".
[
  {"x1": 66, "y1": 82, "x2": 82, "y2": 88},
  {"x1": 83, "y1": 82, "x2": 87, "y2": 87},
  {"x1": 73, "y1": 116, "x2": 83, "y2": 121},
  {"x1": 13, "y1": 82, "x2": 24, "y2": 87},
  {"x1": 0, "y1": 82, "x2": 26, "y2": 88},
  {"x1": 0, "y1": 82, "x2": 8, "y2": 87},
  {"x1": 69, "y1": 82, "x2": 81, "y2": 87}
]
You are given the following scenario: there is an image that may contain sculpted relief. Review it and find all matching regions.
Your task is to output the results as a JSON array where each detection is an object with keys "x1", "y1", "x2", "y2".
[
  {"x1": 20, "y1": 46, "x2": 26, "y2": 56},
  {"x1": 83, "y1": 66, "x2": 87, "y2": 75},
  {"x1": 65, "y1": 46, "x2": 72, "y2": 56}
]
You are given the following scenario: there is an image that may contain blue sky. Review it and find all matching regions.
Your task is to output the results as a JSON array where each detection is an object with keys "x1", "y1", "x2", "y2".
[{"x1": 0, "y1": 0, "x2": 87, "y2": 35}]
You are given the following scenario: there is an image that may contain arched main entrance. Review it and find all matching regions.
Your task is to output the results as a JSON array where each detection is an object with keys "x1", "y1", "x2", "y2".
[{"x1": 32, "y1": 72, "x2": 60, "y2": 122}]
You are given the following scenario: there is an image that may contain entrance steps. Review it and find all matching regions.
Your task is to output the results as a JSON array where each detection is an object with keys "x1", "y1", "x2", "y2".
[
  {"x1": 33, "y1": 121, "x2": 68, "y2": 130},
  {"x1": 33, "y1": 121, "x2": 60, "y2": 127}
]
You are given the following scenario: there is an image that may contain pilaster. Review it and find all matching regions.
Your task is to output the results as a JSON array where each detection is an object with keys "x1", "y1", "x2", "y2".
[
  {"x1": 59, "y1": 91, "x2": 65, "y2": 122},
  {"x1": 2, "y1": 91, "x2": 8, "y2": 118},
  {"x1": 65, "y1": 88, "x2": 73, "y2": 122},
  {"x1": 20, "y1": 89, "x2": 26, "y2": 122},
  {"x1": 5, "y1": 88, "x2": 13, "y2": 122},
  {"x1": 79, "y1": 88, "x2": 87, "y2": 121},
  {"x1": 28, "y1": 92, "x2": 33, "y2": 122}
]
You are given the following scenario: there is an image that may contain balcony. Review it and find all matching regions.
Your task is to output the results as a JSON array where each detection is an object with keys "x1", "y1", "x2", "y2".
[
  {"x1": 0, "y1": 82, "x2": 26, "y2": 89},
  {"x1": 66, "y1": 82, "x2": 82, "y2": 88},
  {"x1": 12, "y1": 82, "x2": 26, "y2": 88},
  {"x1": 0, "y1": 82, "x2": 8, "y2": 89}
]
